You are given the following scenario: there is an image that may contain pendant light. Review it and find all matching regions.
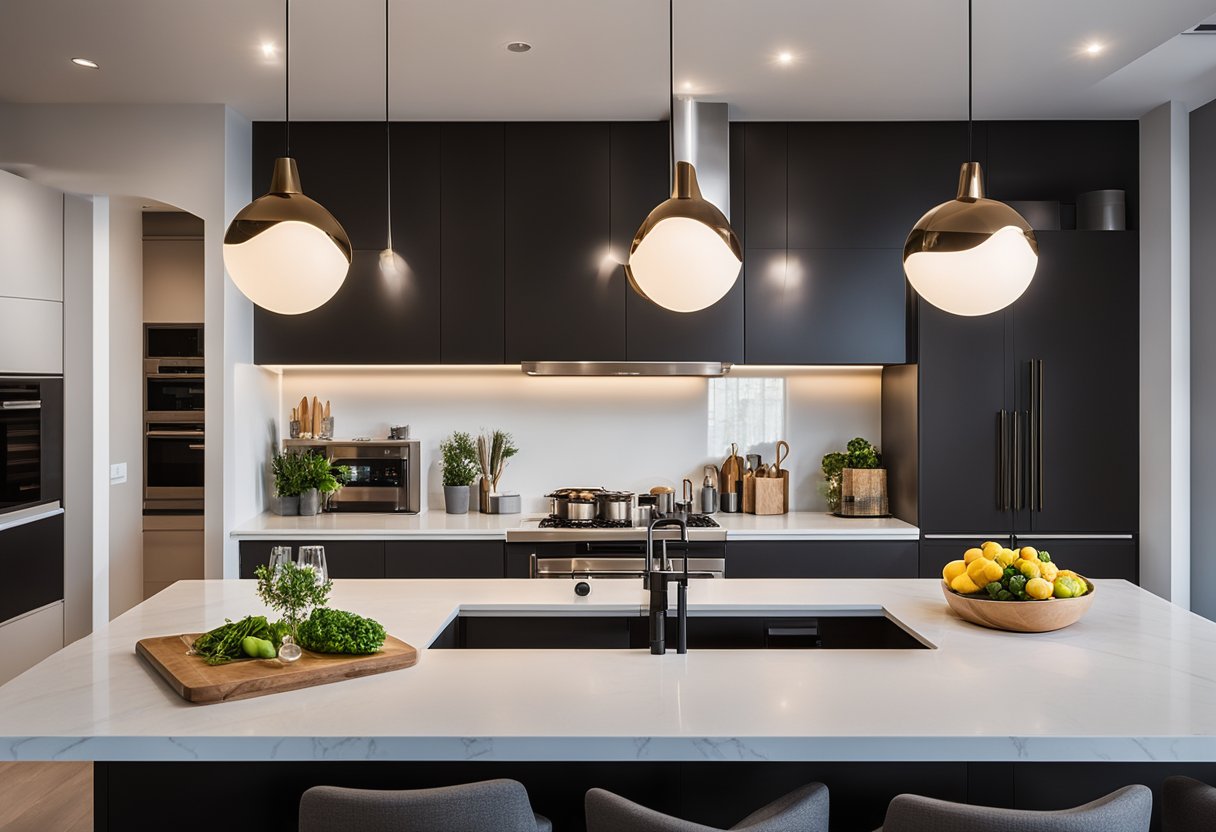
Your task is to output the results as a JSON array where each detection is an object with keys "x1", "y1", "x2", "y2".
[
  {"x1": 902, "y1": 0, "x2": 1037, "y2": 317},
  {"x1": 378, "y1": 0, "x2": 405, "y2": 277},
  {"x1": 625, "y1": 0, "x2": 742, "y2": 314},
  {"x1": 223, "y1": 0, "x2": 352, "y2": 316}
]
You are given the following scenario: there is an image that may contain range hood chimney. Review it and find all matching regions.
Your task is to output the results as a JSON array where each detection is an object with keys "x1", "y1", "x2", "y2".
[
  {"x1": 522, "y1": 362, "x2": 731, "y2": 377},
  {"x1": 673, "y1": 98, "x2": 731, "y2": 219}
]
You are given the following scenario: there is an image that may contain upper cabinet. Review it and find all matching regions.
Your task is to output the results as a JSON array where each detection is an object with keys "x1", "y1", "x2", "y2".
[{"x1": 0, "y1": 170, "x2": 63, "y2": 303}]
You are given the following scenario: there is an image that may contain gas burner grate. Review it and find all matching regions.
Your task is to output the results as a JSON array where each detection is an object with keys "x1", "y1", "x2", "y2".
[{"x1": 538, "y1": 514, "x2": 720, "y2": 529}]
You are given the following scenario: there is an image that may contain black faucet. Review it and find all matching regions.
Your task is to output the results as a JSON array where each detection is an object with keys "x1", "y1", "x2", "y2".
[{"x1": 645, "y1": 517, "x2": 689, "y2": 655}]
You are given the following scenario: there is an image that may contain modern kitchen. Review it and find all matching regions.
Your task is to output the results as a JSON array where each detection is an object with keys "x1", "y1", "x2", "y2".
[{"x1": 2, "y1": 1, "x2": 1216, "y2": 830}]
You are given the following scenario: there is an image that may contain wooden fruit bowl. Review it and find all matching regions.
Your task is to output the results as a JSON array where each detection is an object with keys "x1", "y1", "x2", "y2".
[{"x1": 940, "y1": 579, "x2": 1096, "y2": 633}]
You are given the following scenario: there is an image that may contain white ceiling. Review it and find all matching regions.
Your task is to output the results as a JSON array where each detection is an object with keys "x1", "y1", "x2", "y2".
[{"x1": 2, "y1": 0, "x2": 1216, "y2": 121}]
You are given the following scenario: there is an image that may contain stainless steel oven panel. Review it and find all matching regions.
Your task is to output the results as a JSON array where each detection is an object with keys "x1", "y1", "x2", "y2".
[
  {"x1": 144, "y1": 422, "x2": 205, "y2": 511},
  {"x1": 0, "y1": 376, "x2": 63, "y2": 515},
  {"x1": 530, "y1": 556, "x2": 724, "y2": 579}
]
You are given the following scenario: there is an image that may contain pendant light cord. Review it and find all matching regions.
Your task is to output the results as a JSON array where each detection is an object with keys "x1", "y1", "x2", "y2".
[
  {"x1": 668, "y1": 0, "x2": 675, "y2": 181},
  {"x1": 385, "y1": 0, "x2": 393, "y2": 251},
  {"x1": 967, "y1": 0, "x2": 973, "y2": 160},
  {"x1": 284, "y1": 0, "x2": 291, "y2": 157}
]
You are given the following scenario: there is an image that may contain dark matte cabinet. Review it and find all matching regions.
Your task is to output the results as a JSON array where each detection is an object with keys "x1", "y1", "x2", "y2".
[
  {"x1": 385, "y1": 541, "x2": 504, "y2": 578},
  {"x1": 503, "y1": 123, "x2": 622, "y2": 362},
  {"x1": 238, "y1": 540, "x2": 507, "y2": 579},
  {"x1": 0, "y1": 512, "x2": 64, "y2": 623},
  {"x1": 725, "y1": 540, "x2": 918, "y2": 579},
  {"x1": 918, "y1": 536, "x2": 1137, "y2": 583}
]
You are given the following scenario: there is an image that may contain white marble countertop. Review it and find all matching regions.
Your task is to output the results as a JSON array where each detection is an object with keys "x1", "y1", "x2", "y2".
[
  {"x1": 2, "y1": 577, "x2": 1214, "y2": 763},
  {"x1": 229, "y1": 510, "x2": 919, "y2": 541}
]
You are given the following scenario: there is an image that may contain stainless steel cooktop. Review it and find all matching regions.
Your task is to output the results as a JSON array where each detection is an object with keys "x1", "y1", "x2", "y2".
[{"x1": 507, "y1": 514, "x2": 725, "y2": 543}]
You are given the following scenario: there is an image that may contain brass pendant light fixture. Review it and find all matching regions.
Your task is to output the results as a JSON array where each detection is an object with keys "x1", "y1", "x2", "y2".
[
  {"x1": 902, "y1": 0, "x2": 1038, "y2": 317},
  {"x1": 223, "y1": 0, "x2": 352, "y2": 315},
  {"x1": 625, "y1": 0, "x2": 742, "y2": 314},
  {"x1": 378, "y1": 0, "x2": 405, "y2": 277}
]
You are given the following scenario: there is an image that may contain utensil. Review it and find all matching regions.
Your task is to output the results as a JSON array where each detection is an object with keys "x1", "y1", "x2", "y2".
[
  {"x1": 650, "y1": 485, "x2": 675, "y2": 515},
  {"x1": 719, "y1": 491, "x2": 739, "y2": 512},
  {"x1": 297, "y1": 545, "x2": 328, "y2": 585},
  {"x1": 773, "y1": 440, "x2": 789, "y2": 476},
  {"x1": 746, "y1": 453, "x2": 762, "y2": 473},
  {"x1": 596, "y1": 491, "x2": 634, "y2": 522},
  {"x1": 720, "y1": 443, "x2": 742, "y2": 495}
]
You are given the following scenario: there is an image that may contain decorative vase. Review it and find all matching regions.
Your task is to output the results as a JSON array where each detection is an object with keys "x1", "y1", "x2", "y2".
[
  {"x1": 444, "y1": 485, "x2": 470, "y2": 515},
  {"x1": 273, "y1": 494, "x2": 300, "y2": 516},
  {"x1": 479, "y1": 477, "x2": 492, "y2": 513},
  {"x1": 299, "y1": 488, "x2": 321, "y2": 516}
]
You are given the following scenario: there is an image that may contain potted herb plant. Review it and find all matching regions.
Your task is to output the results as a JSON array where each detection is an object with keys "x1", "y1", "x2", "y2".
[
  {"x1": 270, "y1": 450, "x2": 308, "y2": 515},
  {"x1": 821, "y1": 437, "x2": 883, "y2": 515},
  {"x1": 254, "y1": 559, "x2": 332, "y2": 660},
  {"x1": 440, "y1": 431, "x2": 479, "y2": 514},
  {"x1": 298, "y1": 451, "x2": 351, "y2": 516}
]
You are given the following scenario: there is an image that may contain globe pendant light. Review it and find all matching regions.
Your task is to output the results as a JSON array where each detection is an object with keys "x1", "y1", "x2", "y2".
[
  {"x1": 625, "y1": 0, "x2": 741, "y2": 314},
  {"x1": 378, "y1": 0, "x2": 405, "y2": 278},
  {"x1": 223, "y1": 0, "x2": 352, "y2": 315},
  {"x1": 902, "y1": 0, "x2": 1037, "y2": 317}
]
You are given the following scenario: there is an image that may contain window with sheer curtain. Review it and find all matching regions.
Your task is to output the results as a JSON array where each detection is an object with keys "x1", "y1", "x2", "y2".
[{"x1": 707, "y1": 377, "x2": 786, "y2": 457}]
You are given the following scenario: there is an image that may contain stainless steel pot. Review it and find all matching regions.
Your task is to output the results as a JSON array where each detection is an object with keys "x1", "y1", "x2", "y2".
[
  {"x1": 546, "y1": 488, "x2": 604, "y2": 519},
  {"x1": 651, "y1": 489, "x2": 675, "y2": 515},
  {"x1": 597, "y1": 491, "x2": 634, "y2": 522},
  {"x1": 566, "y1": 500, "x2": 597, "y2": 521}
]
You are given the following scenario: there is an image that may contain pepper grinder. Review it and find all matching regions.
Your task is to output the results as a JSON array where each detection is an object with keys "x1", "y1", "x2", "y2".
[{"x1": 701, "y1": 465, "x2": 719, "y2": 514}]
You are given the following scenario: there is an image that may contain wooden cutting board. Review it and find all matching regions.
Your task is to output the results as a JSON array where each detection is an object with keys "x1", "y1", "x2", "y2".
[{"x1": 136, "y1": 633, "x2": 418, "y2": 704}]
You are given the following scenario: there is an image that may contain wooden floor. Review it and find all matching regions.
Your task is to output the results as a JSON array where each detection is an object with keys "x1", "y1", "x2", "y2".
[{"x1": 0, "y1": 762, "x2": 92, "y2": 832}]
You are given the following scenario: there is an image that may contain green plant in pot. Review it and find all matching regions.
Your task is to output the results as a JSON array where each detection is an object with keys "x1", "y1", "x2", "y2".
[
  {"x1": 821, "y1": 437, "x2": 881, "y2": 513},
  {"x1": 298, "y1": 451, "x2": 351, "y2": 517},
  {"x1": 440, "y1": 431, "x2": 479, "y2": 514},
  {"x1": 271, "y1": 450, "x2": 311, "y2": 515}
]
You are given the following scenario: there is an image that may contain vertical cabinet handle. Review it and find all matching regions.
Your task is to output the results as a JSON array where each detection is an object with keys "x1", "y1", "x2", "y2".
[
  {"x1": 1028, "y1": 361, "x2": 1037, "y2": 512},
  {"x1": 997, "y1": 410, "x2": 1010, "y2": 511},
  {"x1": 1036, "y1": 359, "x2": 1044, "y2": 511},
  {"x1": 1013, "y1": 410, "x2": 1023, "y2": 511}
]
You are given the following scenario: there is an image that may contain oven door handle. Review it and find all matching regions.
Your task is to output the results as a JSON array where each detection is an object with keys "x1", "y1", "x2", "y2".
[
  {"x1": 146, "y1": 430, "x2": 206, "y2": 438},
  {"x1": 146, "y1": 373, "x2": 205, "y2": 380},
  {"x1": 1, "y1": 400, "x2": 41, "y2": 410}
]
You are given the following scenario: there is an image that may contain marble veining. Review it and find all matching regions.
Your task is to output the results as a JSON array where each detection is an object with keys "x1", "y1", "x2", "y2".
[{"x1": 2, "y1": 577, "x2": 1216, "y2": 763}]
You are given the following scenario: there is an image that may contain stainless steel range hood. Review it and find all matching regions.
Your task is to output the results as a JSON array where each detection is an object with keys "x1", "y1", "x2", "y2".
[{"x1": 522, "y1": 361, "x2": 731, "y2": 377}]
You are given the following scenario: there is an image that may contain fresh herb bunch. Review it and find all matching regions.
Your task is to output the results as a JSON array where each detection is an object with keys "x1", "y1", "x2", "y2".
[
  {"x1": 191, "y1": 615, "x2": 287, "y2": 665},
  {"x1": 271, "y1": 450, "x2": 311, "y2": 497},
  {"x1": 440, "y1": 431, "x2": 480, "y2": 487},
  {"x1": 821, "y1": 437, "x2": 882, "y2": 510},
  {"x1": 255, "y1": 560, "x2": 332, "y2": 639},
  {"x1": 299, "y1": 450, "x2": 350, "y2": 495},
  {"x1": 297, "y1": 608, "x2": 387, "y2": 655}
]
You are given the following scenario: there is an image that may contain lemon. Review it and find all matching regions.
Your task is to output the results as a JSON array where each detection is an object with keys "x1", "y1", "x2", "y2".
[
  {"x1": 943, "y1": 560, "x2": 968, "y2": 582},
  {"x1": 967, "y1": 557, "x2": 992, "y2": 583},
  {"x1": 996, "y1": 548, "x2": 1016, "y2": 567},
  {"x1": 1039, "y1": 562, "x2": 1059, "y2": 582},
  {"x1": 981, "y1": 541, "x2": 1003, "y2": 557},
  {"x1": 980, "y1": 559, "x2": 1004, "y2": 584},
  {"x1": 1019, "y1": 546, "x2": 1039, "y2": 561},
  {"x1": 951, "y1": 573, "x2": 982, "y2": 594},
  {"x1": 1053, "y1": 578, "x2": 1076, "y2": 598},
  {"x1": 1025, "y1": 577, "x2": 1053, "y2": 600},
  {"x1": 1017, "y1": 559, "x2": 1041, "y2": 579},
  {"x1": 963, "y1": 547, "x2": 984, "y2": 564}
]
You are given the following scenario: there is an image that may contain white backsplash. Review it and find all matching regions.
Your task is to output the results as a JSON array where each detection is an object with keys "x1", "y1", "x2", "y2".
[{"x1": 276, "y1": 366, "x2": 882, "y2": 513}]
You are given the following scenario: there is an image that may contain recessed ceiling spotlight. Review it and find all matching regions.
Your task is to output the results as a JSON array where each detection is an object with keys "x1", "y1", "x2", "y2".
[
  {"x1": 261, "y1": 41, "x2": 278, "y2": 58},
  {"x1": 1085, "y1": 41, "x2": 1104, "y2": 55},
  {"x1": 776, "y1": 51, "x2": 794, "y2": 65},
  {"x1": 71, "y1": 57, "x2": 99, "y2": 69},
  {"x1": 506, "y1": 41, "x2": 532, "y2": 53}
]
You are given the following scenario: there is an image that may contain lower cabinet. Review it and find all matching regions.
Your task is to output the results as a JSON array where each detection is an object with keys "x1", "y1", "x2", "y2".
[
  {"x1": 0, "y1": 600, "x2": 63, "y2": 686},
  {"x1": 0, "y1": 511, "x2": 64, "y2": 623},
  {"x1": 918, "y1": 536, "x2": 1138, "y2": 583},
  {"x1": 237, "y1": 540, "x2": 506, "y2": 579},
  {"x1": 725, "y1": 540, "x2": 918, "y2": 579}
]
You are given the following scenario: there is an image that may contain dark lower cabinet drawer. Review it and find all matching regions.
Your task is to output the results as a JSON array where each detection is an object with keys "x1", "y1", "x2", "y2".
[
  {"x1": 238, "y1": 540, "x2": 386, "y2": 579},
  {"x1": 385, "y1": 541, "x2": 504, "y2": 578},
  {"x1": 725, "y1": 540, "x2": 918, "y2": 579},
  {"x1": 0, "y1": 511, "x2": 64, "y2": 623},
  {"x1": 919, "y1": 536, "x2": 1138, "y2": 583}
]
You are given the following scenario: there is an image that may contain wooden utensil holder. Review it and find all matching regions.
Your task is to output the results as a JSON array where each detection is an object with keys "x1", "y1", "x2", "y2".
[
  {"x1": 839, "y1": 468, "x2": 888, "y2": 516},
  {"x1": 753, "y1": 477, "x2": 786, "y2": 515}
]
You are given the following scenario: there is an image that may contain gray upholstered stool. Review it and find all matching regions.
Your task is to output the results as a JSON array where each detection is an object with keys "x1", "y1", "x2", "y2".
[
  {"x1": 1163, "y1": 776, "x2": 1216, "y2": 832},
  {"x1": 585, "y1": 782, "x2": 829, "y2": 832},
  {"x1": 877, "y1": 785, "x2": 1151, "y2": 832},
  {"x1": 299, "y1": 779, "x2": 552, "y2": 832}
]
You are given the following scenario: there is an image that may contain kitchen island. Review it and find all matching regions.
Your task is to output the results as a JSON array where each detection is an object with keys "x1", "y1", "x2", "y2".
[{"x1": 2, "y1": 578, "x2": 1213, "y2": 829}]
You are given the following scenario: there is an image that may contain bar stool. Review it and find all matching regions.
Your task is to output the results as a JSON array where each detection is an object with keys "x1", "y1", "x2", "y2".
[
  {"x1": 1163, "y1": 776, "x2": 1216, "y2": 832},
  {"x1": 877, "y1": 785, "x2": 1151, "y2": 832},
  {"x1": 299, "y1": 779, "x2": 552, "y2": 832},
  {"x1": 585, "y1": 782, "x2": 829, "y2": 832}
]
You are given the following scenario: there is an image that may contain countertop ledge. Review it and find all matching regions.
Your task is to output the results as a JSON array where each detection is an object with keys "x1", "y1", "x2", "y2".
[
  {"x1": 2, "y1": 578, "x2": 1215, "y2": 763},
  {"x1": 229, "y1": 510, "x2": 920, "y2": 541}
]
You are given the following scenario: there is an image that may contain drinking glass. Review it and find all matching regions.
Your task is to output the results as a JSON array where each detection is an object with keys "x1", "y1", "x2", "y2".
[
  {"x1": 268, "y1": 545, "x2": 293, "y2": 577},
  {"x1": 298, "y1": 545, "x2": 329, "y2": 585}
]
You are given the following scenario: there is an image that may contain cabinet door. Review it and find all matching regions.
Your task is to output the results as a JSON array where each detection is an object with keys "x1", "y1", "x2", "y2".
[
  {"x1": 0, "y1": 512, "x2": 64, "y2": 623},
  {"x1": 384, "y1": 541, "x2": 504, "y2": 578},
  {"x1": 725, "y1": 540, "x2": 918, "y2": 579},
  {"x1": 917, "y1": 299, "x2": 1014, "y2": 534},
  {"x1": 237, "y1": 541, "x2": 385, "y2": 579},
  {"x1": 441, "y1": 124, "x2": 505, "y2": 363},
  {"x1": 0, "y1": 170, "x2": 63, "y2": 302},
  {"x1": 619, "y1": 122, "x2": 745, "y2": 363},
  {"x1": 504, "y1": 123, "x2": 621, "y2": 362},
  {"x1": 1013, "y1": 232, "x2": 1139, "y2": 533},
  {"x1": 1013, "y1": 536, "x2": 1137, "y2": 583}
]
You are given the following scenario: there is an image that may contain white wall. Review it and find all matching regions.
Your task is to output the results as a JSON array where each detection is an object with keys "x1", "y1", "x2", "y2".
[
  {"x1": 1140, "y1": 101, "x2": 1191, "y2": 606},
  {"x1": 272, "y1": 367, "x2": 882, "y2": 515},
  {"x1": 108, "y1": 196, "x2": 143, "y2": 618},
  {"x1": 143, "y1": 238, "x2": 204, "y2": 323}
]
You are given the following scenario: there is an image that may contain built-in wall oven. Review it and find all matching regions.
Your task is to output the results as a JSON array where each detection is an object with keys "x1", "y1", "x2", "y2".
[
  {"x1": 144, "y1": 422, "x2": 204, "y2": 512},
  {"x1": 144, "y1": 358, "x2": 204, "y2": 422},
  {"x1": 0, "y1": 377, "x2": 63, "y2": 515}
]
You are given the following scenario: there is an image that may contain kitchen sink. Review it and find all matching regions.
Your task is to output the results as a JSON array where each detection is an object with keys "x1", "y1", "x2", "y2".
[{"x1": 429, "y1": 610, "x2": 932, "y2": 650}]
